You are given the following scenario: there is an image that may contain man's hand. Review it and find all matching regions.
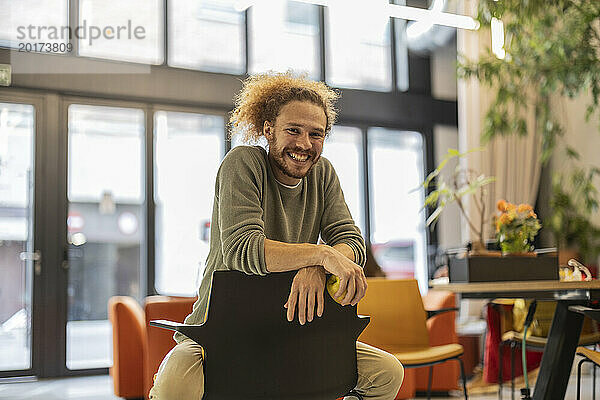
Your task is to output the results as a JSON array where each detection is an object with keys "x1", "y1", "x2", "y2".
[
  {"x1": 284, "y1": 266, "x2": 326, "y2": 325},
  {"x1": 320, "y1": 246, "x2": 367, "y2": 306}
]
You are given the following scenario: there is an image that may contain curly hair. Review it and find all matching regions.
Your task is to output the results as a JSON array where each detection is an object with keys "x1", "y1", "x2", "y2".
[{"x1": 229, "y1": 71, "x2": 340, "y2": 142}]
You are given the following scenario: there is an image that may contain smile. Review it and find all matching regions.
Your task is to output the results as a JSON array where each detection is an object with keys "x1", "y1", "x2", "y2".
[{"x1": 286, "y1": 151, "x2": 310, "y2": 162}]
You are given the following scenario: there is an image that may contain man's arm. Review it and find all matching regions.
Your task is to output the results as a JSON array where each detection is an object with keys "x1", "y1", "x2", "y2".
[
  {"x1": 265, "y1": 239, "x2": 365, "y2": 306},
  {"x1": 264, "y1": 240, "x2": 355, "y2": 272},
  {"x1": 332, "y1": 242, "x2": 356, "y2": 263}
]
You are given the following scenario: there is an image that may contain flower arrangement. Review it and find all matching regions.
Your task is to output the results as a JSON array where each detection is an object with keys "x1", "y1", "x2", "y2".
[{"x1": 494, "y1": 200, "x2": 541, "y2": 254}]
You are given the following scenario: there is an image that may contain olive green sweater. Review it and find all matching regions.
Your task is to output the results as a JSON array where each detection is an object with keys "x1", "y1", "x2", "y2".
[{"x1": 176, "y1": 145, "x2": 365, "y2": 342}]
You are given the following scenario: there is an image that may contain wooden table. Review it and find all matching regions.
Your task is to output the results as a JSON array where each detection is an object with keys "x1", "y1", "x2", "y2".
[{"x1": 431, "y1": 280, "x2": 600, "y2": 400}]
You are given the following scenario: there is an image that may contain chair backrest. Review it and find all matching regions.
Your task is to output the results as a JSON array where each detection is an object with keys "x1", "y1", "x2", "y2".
[
  {"x1": 152, "y1": 270, "x2": 369, "y2": 400},
  {"x1": 108, "y1": 296, "x2": 146, "y2": 398},
  {"x1": 144, "y1": 295, "x2": 196, "y2": 398},
  {"x1": 357, "y1": 278, "x2": 430, "y2": 349}
]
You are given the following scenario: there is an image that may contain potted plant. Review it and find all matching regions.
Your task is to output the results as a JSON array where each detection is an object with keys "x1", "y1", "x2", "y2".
[
  {"x1": 547, "y1": 165, "x2": 600, "y2": 266},
  {"x1": 421, "y1": 148, "x2": 495, "y2": 253},
  {"x1": 457, "y1": 1, "x2": 600, "y2": 267}
]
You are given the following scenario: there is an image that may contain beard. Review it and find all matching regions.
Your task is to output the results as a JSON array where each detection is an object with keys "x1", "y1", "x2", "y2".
[{"x1": 267, "y1": 136, "x2": 321, "y2": 180}]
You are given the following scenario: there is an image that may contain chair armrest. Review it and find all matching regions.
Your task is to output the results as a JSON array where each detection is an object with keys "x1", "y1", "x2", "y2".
[{"x1": 426, "y1": 307, "x2": 459, "y2": 319}]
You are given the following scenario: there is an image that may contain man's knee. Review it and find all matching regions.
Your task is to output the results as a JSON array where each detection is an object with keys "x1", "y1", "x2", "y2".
[
  {"x1": 381, "y1": 352, "x2": 404, "y2": 390},
  {"x1": 149, "y1": 339, "x2": 204, "y2": 400}
]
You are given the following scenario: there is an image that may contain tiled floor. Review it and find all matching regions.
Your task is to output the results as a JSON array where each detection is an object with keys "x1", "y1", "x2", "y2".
[{"x1": 0, "y1": 371, "x2": 597, "y2": 399}]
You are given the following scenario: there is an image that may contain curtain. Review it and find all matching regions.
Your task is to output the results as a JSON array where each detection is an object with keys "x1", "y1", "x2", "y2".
[{"x1": 457, "y1": 0, "x2": 543, "y2": 242}]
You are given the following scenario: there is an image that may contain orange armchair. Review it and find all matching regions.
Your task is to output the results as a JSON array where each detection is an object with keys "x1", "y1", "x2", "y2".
[
  {"x1": 357, "y1": 279, "x2": 464, "y2": 400},
  {"x1": 416, "y1": 287, "x2": 460, "y2": 393},
  {"x1": 108, "y1": 295, "x2": 196, "y2": 399}
]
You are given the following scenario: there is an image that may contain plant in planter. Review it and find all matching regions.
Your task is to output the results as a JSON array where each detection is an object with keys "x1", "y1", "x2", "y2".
[
  {"x1": 494, "y1": 200, "x2": 541, "y2": 254},
  {"x1": 421, "y1": 148, "x2": 495, "y2": 252},
  {"x1": 547, "y1": 165, "x2": 600, "y2": 264},
  {"x1": 458, "y1": 1, "x2": 600, "y2": 260}
]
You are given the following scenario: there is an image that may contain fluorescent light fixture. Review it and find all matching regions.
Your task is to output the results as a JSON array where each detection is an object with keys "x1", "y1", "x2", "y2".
[
  {"x1": 388, "y1": 3, "x2": 479, "y2": 30},
  {"x1": 234, "y1": 0, "x2": 479, "y2": 31},
  {"x1": 491, "y1": 17, "x2": 506, "y2": 59},
  {"x1": 292, "y1": 0, "x2": 332, "y2": 6},
  {"x1": 406, "y1": 0, "x2": 444, "y2": 39}
]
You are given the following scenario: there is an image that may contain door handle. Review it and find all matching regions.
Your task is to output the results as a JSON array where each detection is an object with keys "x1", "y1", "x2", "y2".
[{"x1": 20, "y1": 250, "x2": 42, "y2": 275}]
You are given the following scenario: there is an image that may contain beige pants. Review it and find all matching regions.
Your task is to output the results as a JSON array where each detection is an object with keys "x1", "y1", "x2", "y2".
[{"x1": 149, "y1": 339, "x2": 403, "y2": 400}]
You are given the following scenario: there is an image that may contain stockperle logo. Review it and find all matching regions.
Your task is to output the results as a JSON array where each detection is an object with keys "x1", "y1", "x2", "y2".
[{"x1": 17, "y1": 19, "x2": 146, "y2": 46}]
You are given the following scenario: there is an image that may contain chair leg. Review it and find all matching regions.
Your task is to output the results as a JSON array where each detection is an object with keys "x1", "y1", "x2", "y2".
[
  {"x1": 427, "y1": 365, "x2": 433, "y2": 400},
  {"x1": 510, "y1": 342, "x2": 516, "y2": 400},
  {"x1": 578, "y1": 358, "x2": 586, "y2": 400},
  {"x1": 594, "y1": 362, "x2": 597, "y2": 400},
  {"x1": 458, "y1": 357, "x2": 469, "y2": 400},
  {"x1": 499, "y1": 340, "x2": 504, "y2": 400}
]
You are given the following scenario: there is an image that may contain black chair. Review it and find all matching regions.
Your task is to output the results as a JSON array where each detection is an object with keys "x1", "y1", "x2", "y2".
[
  {"x1": 151, "y1": 270, "x2": 370, "y2": 400},
  {"x1": 569, "y1": 305, "x2": 600, "y2": 400},
  {"x1": 497, "y1": 303, "x2": 600, "y2": 400}
]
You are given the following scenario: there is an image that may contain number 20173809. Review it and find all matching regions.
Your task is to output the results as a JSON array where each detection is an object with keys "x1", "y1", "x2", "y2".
[{"x1": 18, "y1": 42, "x2": 73, "y2": 53}]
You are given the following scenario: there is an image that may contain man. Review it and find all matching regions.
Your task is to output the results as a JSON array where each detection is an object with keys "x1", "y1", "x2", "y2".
[{"x1": 149, "y1": 72, "x2": 404, "y2": 400}]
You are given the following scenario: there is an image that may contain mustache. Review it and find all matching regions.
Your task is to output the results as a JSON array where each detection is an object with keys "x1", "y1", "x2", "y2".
[{"x1": 284, "y1": 147, "x2": 316, "y2": 157}]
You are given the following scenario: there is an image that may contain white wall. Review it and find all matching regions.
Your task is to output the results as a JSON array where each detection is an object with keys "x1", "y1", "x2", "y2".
[{"x1": 431, "y1": 37, "x2": 458, "y2": 101}]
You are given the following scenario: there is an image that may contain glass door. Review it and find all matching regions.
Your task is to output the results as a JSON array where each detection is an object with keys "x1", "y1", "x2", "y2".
[
  {"x1": 65, "y1": 102, "x2": 146, "y2": 370},
  {"x1": 0, "y1": 102, "x2": 37, "y2": 375}
]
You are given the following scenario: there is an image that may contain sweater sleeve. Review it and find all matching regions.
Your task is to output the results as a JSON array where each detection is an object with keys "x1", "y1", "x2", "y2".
[
  {"x1": 319, "y1": 158, "x2": 366, "y2": 267},
  {"x1": 216, "y1": 147, "x2": 269, "y2": 275}
]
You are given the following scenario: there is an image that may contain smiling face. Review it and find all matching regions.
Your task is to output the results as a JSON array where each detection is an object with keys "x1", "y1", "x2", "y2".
[{"x1": 263, "y1": 100, "x2": 327, "y2": 185}]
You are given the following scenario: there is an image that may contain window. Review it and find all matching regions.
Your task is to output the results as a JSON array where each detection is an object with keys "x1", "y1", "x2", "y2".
[
  {"x1": 0, "y1": 103, "x2": 35, "y2": 371},
  {"x1": 154, "y1": 111, "x2": 225, "y2": 296},
  {"x1": 325, "y1": 0, "x2": 392, "y2": 91},
  {"x1": 67, "y1": 104, "x2": 146, "y2": 369},
  {"x1": 168, "y1": 0, "x2": 245, "y2": 74},
  {"x1": 367, "y1": 128, "x2": 427, "y2": 289},
  {"x1": 321, "y1": 126, "x2": 365, "y2": 236},
  {"x1": 0, "y1": 0, "x2": 68, "y2": 49},
  {"x1": 248, "y1": 0, "x2": 320, "y2": 78},
  {"x1": 78, "y1": 0, "x2": 164, "y2": 64}
]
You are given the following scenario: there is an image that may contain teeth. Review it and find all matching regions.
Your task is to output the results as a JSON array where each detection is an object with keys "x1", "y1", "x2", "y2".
[{"x1": 288, "y1": 152, "x2": 309, "y2": 161}]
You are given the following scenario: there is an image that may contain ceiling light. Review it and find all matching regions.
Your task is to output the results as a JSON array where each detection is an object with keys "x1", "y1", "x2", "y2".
[
  {"x1": 388, "y1": 3, "x2": 479, "y2": 30},
  {"x1": 234, "y1": 0, "x2": 479, "y2": 31}
]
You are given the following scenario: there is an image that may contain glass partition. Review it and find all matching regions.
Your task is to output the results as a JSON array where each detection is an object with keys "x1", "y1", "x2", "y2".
[
  {"x1": 0, "y1": 103, "x2": 35, "y2": 371},
  {"x1": 154, "y1": 111, "x2": 224, "y2": 296},
  {"x1": 66, "y1": 104, "x2": 145, "y2": 369},
  {"x1": 368, "y1": 128, "x2": 427, "y2": 289}
]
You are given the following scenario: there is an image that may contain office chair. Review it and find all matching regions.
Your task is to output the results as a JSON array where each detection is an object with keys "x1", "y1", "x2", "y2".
[{"x1": 151, "y1": 270, "x2": 370, "y2": 400}]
